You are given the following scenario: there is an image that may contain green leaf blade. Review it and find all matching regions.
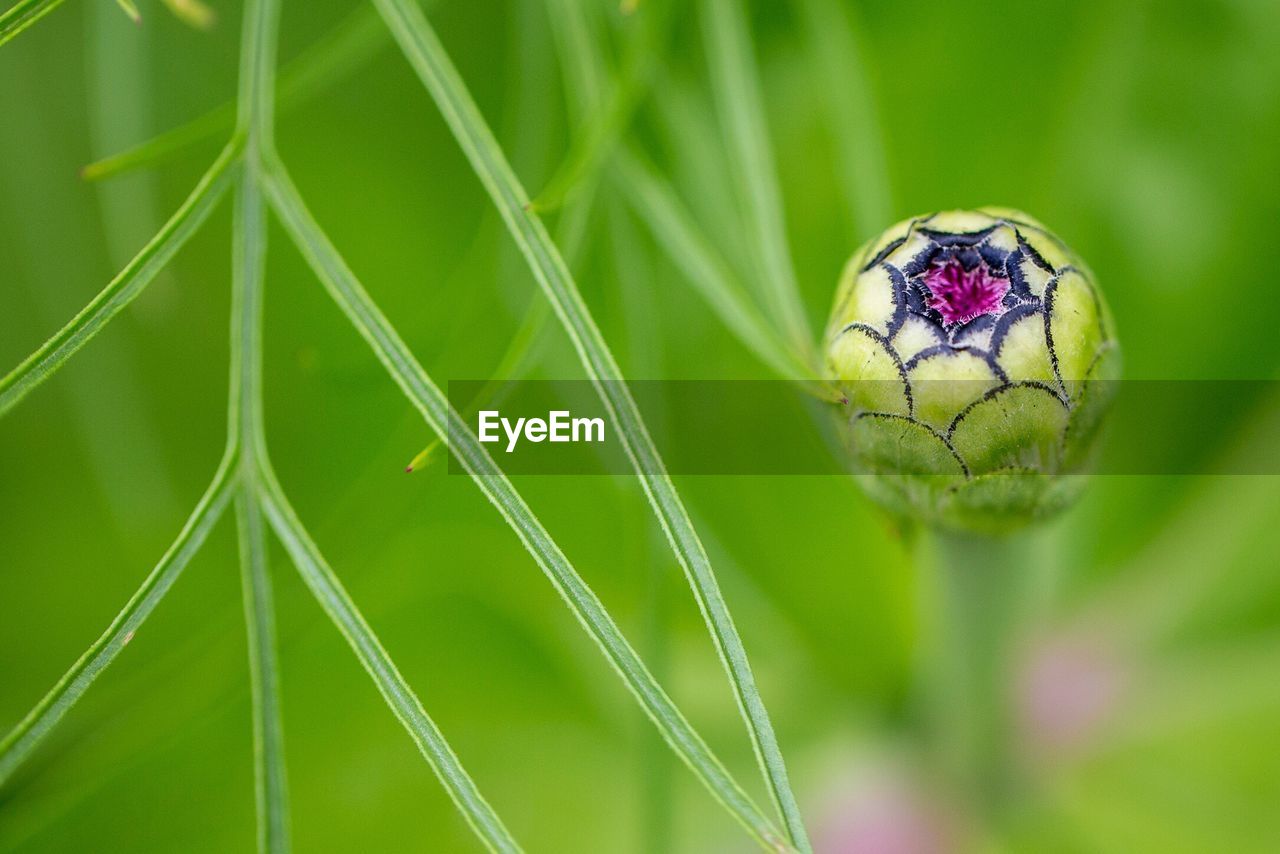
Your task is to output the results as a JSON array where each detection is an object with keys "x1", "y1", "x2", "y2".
[
  {"x1": 612, "y1": 148, "x2": 812, "y2": 384},
  {"x1": 236, "y1": 493, "x2": 291, "y2": 853},
  {"x1": 0, "y1": 139, "x2": 242, "y2": 418},
  {"x1": 796, "y1": 0, "x2": 893, "y2": 241},
  {"x1": 699, "y1": 0, "x2": 813, "y2": 362},
  {"x1": 0, "y1": 447, "x2": 239, "y2": 786},
  {"x1": 371, "y1": 2, "x2": 810, "y2": 848},
  {"x1": 82, "y1": 5, "x2": 388, "y2": 182},
  {"x1": 261, "y1": 161, "x2": 792, "y2": 852},
  {"x1": 0, "y1": 0, "x2": 67, "y2": 48},
  {"x1": 254, "y1": 462, "x2": 522, "y2": 854}
]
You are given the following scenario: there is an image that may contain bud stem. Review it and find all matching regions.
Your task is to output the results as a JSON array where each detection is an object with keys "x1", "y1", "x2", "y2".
[{"x1": 915, "y1": 530, "x2": 1032, "y2": 819}]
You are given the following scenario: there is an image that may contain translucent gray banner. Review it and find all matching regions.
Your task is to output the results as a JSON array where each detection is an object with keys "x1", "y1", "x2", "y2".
[{"x1": 444, "y1": 380, "x2": 1280, "y2": 476}]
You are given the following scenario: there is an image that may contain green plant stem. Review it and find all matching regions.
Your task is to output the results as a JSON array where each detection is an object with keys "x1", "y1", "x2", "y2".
[
  {"x1": 4, "y1": 2, "x2": 522, "y2": 849},
  {"x1": 612, "y1": 148, "x2": 817, "y2": 386},
  {"x1": 0, "y1": 139, "x2": 241, "y2": 418},
  {"x1": 232, "y1": 126, "x2": 292, "y2": 854},
  {"x1": 236, "y1": 493, "x2": 291, "y2": 853},
  {"x1": 550, "y1": 6, "x2": 829, "y2": 397},
  {"x1": 230, "y1": 0, "x2": 292, "y2": 850},
  {"x1": 81, "y1": 4, "x2": 389, "y2": 181},
  {"x1": 531, "y1": 0, "x2": 671, "y2": 212},
  {"x1": 699, "y1": 0, "x2": 813, "y2": 364},
  {"x1": 227, "y1": 1, "x2": 522, "y2": 848},
  {"x1": 796, "y1": 0, "x2": 892, "y2": 242},
  {"x1": 261, "y1": 159, "x2": 791, "y2": 852},
  {"x1": 373, "y1": 3, "x2": 809, "y2": 848},
  {"x1": 611, "y1": 198, "x2": 677, "y2": 853},
  {"x1": 0, "y1": 445, "x2": 239, "y2": 787},
  {"x1": 921, "y1": 531, "x2": 1030, "y2": 815},
  {"x1": 0, "y1": 0, "x2": 64, "y2": 47},
  {"x1": 253, "y1": 458, "x2": 522, "y2": 854}
]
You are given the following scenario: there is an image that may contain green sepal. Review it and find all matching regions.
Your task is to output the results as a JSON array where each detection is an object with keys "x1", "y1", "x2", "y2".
[
  {"x1": 848, "y1": 412, "x2": 966, "y2": 477},
  {"x1": 1048, "y1": 268, "x2": 1105, "y2": 392},
  {"x1": 828, "y1": 326, "x2": 911, "y2": 416},
  {"x1": 938, "y1": 468, "x2": 1083, "y2": 535},
  {"x1": 948, "y1": 383, "x2": 1069, "y2": 475}
]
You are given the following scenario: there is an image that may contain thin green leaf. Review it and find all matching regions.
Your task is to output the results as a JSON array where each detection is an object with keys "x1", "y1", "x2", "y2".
[
  {"x1": 161, "y1": 0, "x2": 215, "y2": 30},
  {"x1": 232, "y1": 111, "x2": 289, "y2": 854},
  {"x1": 699, "y1": 0, "x2": 813, "y2": 363},
  {"x1": 261, "y1": 158, "x2": 792, "y2": 853},
  {"x1": 236, "y1": 494, "x2": 291, "y2": 853},
  {"x1": 797, "y1": 0, "x2": 892, "y2": 241},
  {"x1": 0, "y1": 139, "x2": 242, "y2": 418},
  {"x1": 408, "y1": 294, "x2": 551, "y2": 471},
  {"x1": 0, "y1": 446, "x2": 239, "y2": 786},
  {"x1": 234, "y1": 0, "x2": 281, "y2": 141},
  {"x1": 253, "y1": 460, "x2": 521, "y2": 854},
  {"x1": 0, "y1": 0, "x2": 65, "y2": 47},
  {"x1": 113, "y1": 0, "x2": 140, "y2": 24},
  {"x1": 608, "y1": 196, "x2": 677, "y2": 854},
  {"x1": 612, "y1": 147, "x2": 819, "y2": 386},
  {"x1": 532, "y1": 0, "x2": 672, "y2": 211},
  {"x1": 229, "y1": 0, "x2": 291, "y2": 848},
  {"x1": 82, "y1": 5, "x2": 388, "y2": 181},
  {"x1": 81, "y1": 103, "x2": 238, "y2": 182},
  {"x1": 370, "y1": 2, "x2": 810, "y2": 848},
  {"x1": 544, "y1": 0, "x2": 605, "y2": 117}
]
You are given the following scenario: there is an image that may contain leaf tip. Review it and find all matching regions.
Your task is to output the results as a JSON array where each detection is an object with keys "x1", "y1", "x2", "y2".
[
  {"x1": 405, "y1": 442, "x2": 438, "y2": 474},
  {"x1": 115, "y1": 0, "x2": 143, "y2": 23}
]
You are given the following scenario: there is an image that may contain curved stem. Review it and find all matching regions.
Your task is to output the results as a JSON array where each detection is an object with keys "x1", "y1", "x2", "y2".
[
  {"x1": 0, "y1": 139, "x2": 242, "y2": 418},
  {"x1": 373, "y1": 3, "x2": 809, "y2": 846},
  {"x1": 699, "y1": 0, "x2": 813, "y2": 362},
  {"x1": 263, "y1": 159, "x2": 791, "y2": 851},
  {"x1": 0, "y1": 445, "x2": 239, "y2": 786},
  {"x1": 81, "y1": 4, "x2": 395, "y2": 182},
  {"x1": 254, "y1": 459, "x2": 522, "y2": 853},
  {"x1": 612, "y1": 148, "x2": 818, "y2": 386}
]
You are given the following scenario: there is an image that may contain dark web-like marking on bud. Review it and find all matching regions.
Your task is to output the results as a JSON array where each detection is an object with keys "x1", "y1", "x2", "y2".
[
  {"x1": 1005, "y1": 248, "x2": 1039, "y2": 300},
  {"x1": 1042, "y1": 264, "x2": 1110, "y2": 397},
  {"x1": 880, "y1": 217, "x2": 1066, "y2": 383},
  {"x1": 862, "y1": 235, "x2": 907, "y2": 271},
  {"x1": 1016, "y1": 232, "x2": 1056, "y2": 274},
  {"x1": 836, "y1": 212, "x2": 1115, "y2": 446},
  {"x1": 859, "y1": 213, "x2": 935, "y2": 273},
  {"x1": 990, "y1": 303, "x2": 1044, "y2": 375},
  {"x1": 1042, "y1": 268, "x2": 1070, "y2": 395},
  {"x1": 903, "y1": 344, "x2": 1011, "y2": 384},
  {"x1": 882, "y1": 264, "x2": 911, "y2": 337},
  {"x1": 843, "y1": 322, "x2": 915, "y2": 416}
]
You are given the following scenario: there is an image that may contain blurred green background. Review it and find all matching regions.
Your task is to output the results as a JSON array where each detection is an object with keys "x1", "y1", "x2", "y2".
[{"x1": 2, "y1": 0, "x2": 1280, "y2": 851}]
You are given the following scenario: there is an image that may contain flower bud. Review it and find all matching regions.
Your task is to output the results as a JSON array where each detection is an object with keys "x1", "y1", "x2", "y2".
[{"x1": 825, "y1": 209, "x2": 1118, "y2": 533}]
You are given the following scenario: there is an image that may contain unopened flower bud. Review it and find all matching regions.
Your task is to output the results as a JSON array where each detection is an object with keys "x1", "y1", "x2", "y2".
[{"x1": 825, "y1": 209, "x2": 1118, "y2": 533}]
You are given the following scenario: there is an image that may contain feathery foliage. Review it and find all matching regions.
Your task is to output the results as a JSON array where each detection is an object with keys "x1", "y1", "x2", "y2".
[{"x1": 0, "y1": 0, "x2": 808, "y2": 850}]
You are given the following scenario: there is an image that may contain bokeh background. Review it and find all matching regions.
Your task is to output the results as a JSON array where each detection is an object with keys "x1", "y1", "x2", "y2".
[{"x1": 3, "y1": 0, "x2": 1280, "y2": 851}]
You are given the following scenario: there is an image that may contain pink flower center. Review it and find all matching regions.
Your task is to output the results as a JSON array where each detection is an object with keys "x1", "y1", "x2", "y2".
[{"x1": 923, "y1": 259, "x2": 1009, "y2": 326}]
